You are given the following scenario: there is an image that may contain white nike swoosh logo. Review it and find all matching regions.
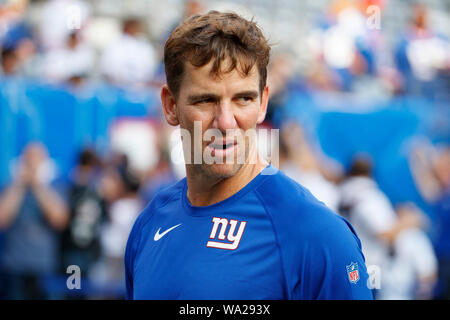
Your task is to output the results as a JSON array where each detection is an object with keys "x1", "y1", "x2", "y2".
[{"x1": 154, "y1": 223, "x2": 182, "y2": 241}]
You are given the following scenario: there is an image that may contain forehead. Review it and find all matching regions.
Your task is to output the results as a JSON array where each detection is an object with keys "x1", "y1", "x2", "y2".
[{"x1": 179, "y1": 59, "x2": 260, "y2": 96}]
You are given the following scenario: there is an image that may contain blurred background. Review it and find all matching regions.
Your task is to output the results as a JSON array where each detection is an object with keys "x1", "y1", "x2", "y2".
[{"x1": 0, "y1": 0, "x2": 449, "y2": 300}]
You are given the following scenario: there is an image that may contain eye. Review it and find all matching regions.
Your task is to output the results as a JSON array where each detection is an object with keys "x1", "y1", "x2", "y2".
[{"x1": 236, "y1": 96, "x2": 254, "y2": 105}]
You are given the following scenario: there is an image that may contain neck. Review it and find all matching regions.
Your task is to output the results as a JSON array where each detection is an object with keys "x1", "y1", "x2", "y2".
[{"x1": 185, "y1": 153, "x2": 268, "y2": 207}]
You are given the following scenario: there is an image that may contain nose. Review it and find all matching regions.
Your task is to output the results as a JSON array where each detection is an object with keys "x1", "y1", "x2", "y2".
[{"x1": 212, "y1": 100, "x2": 237, "y2": 131}]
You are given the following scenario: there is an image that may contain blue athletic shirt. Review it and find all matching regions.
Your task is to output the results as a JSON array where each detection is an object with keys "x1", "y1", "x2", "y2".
[{"x1": 125, "y1": 165, "x2": 373, "y2": 300}]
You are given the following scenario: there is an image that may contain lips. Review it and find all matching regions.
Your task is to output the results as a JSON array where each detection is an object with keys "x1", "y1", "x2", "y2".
[
  {"x1": 206, "y1": 140, "x2": 237, "y2": 157},
  {"x1": 210, "y1": 142, "x2": 235, "y2": 149}
]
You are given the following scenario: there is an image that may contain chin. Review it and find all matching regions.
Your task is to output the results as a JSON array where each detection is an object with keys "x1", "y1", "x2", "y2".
[{"x1": 202, "y1": 162, "x2": 243, "y2": 180}]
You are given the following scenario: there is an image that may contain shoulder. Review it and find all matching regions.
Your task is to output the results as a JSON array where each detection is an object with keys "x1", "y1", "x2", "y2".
[
  {"x1": 254, "y1": 168, "x2": 364, "y2": 265},
  {"x1": 134, "y1": 177, "x2": 185, "y2": 231},
  {"x1": 125, "y1": 178, "x2": 185, "y2": 271},
  {"x1": 126, "y1": 178, "x2": 184, "y2": 251},
  {"x1": 255, "y1": 167, "x2": 324, "y2": 208},
  {"x1": 256, "y1": 168, "x2": 356, "y2": 239},
  {"x1": 254, "y1": 169, "x2": 371, "y2": 299}
]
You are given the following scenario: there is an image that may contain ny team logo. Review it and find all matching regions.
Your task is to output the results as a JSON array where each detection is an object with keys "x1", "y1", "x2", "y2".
[
  {"x1": 207, "y1": 217, "x2": 247, "y2": 250},
  {"x1": 346, "y1": 262, "x2": 360, "y2": 284}
]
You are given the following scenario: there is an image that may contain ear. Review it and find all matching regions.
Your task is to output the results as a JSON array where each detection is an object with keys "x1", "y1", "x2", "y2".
[
  {"x1": 256, "y1": 85, "x2": 269, "y2": 125},
  {"x1": 161, "y1": 85, "x2": 180, "y2": 126}
]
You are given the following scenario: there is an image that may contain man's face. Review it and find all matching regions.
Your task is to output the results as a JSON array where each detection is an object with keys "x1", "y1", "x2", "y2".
[{"x1": 166, "y1": 59, "x2": 268, "y2": 179}]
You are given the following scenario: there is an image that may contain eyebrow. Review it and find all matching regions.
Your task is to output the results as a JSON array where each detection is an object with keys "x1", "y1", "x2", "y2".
[
  {"x1": 187, "y1": 93, "x2": 220, "y2": 104},
  {"x1": 233, "y1": 90, "x2": 259, "y2": 99}
]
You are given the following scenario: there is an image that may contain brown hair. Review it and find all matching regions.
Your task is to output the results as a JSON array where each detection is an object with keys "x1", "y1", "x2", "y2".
[{"x1": 164, "y1": 11, "x2": 271, "y2": 99}]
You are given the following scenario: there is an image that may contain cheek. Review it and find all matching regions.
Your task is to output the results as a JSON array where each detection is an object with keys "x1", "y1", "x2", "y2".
[
  {"x1": 178, "y1": 107, "x2": 215, "y2": 147},
  {"x1": 178, "y1": 106, "x2": 212, "y2": 131},
  {"x1": 234, "y1": 104, "x2": 261, "y2": 130}
]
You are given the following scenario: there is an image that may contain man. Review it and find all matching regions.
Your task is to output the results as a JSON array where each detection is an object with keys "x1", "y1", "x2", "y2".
[
  {"x1": 0, "y1": 143, "x2": 69, "y2": 299},
  {"x1": 60, "y1": 148, "x2": 105, "y2": 296},
  {"x1": 125, "y1": 11, "x2": 373, "y2": 300}
]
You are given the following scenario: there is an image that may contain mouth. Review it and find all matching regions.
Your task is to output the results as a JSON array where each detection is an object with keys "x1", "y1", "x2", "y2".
[
  {"x1": 210, "y1": 142, "x2": 235, "y2": 150},
  {"x1": 206, "y1": 140, "x2": 238, "y2": 158}
]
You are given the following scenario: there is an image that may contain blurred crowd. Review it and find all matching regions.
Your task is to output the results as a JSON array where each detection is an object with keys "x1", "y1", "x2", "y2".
[
  {"x1": 278, "y1": 121, "x2": 449, "y2": 300},
  {"x1": 0, "y1": 141, "x2": 177, "y2": 299},
  {"x1": 0, "y1": 0, "x2": 449, "y2": 300},
  {"x1": 0, "y1": 0, "x2": 449, "y2": 99}
]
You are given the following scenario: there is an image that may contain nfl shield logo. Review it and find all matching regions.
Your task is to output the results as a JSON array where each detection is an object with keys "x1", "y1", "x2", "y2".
[{"x1": 346, "y1": 262, "x2": 360, "y2": 284}]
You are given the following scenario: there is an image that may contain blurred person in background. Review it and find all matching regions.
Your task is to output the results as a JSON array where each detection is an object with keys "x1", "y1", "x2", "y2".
[
  {"x1": 59, "y1": 147, "x2": 106, "y2": 298},
  {"x1": 394, "y1": 3, "x2": 450, "y2": 99},
  {"x1": 410, "y1": 142, "x2": 450, "y2": 299},
  {"x1": 0, "y1": 2, "x2": 33, "y2": 50},
  {"x1": 0, "y1": 142, "x2": 69, "y2": 299},
  {"x1": 339, "y1": 156, "x2": 436, "y2": 299},
  {"x1": 37, "y1": 0, "x2": 91, "y2": 52},
  {"x1": 278, "y1": 121, "x2": 341, "y2": 211},
  {"x1": 153, "y1": 0, "x2": 207, "y2": 86},
  {"x1": 305, "y1": 0, "x2": 388, "y2": 95},
  {"x1": 1, "y1": 47, "x2": 19, "y2": 75},
  {"x1": 265, "y1": 52, "x2": 296, "y2": 126},
  {"x1": 162, "y1": 0, "x2": 206, "y2": 41},
  {"x1": 378, "y1": 203, "x2": 437, "y2": 300},
  {"x1": 89, "y1": 154, "x2": 142, "y2": 298},
  {"x1": 41, "y1": 31, "x2": 95, "y2": 86},
  {"x1": 183, "y1": 0, "x2": 205, "y2": 19},
  {"x1": 0, "y1": 0, "x2": 36, "y2": 77},
  {"x1": 0, "y1": 35, "x2": 37, "y2": 77},
  {"x1": 0, "y1": 0, "x2": 28, "y2": 36},
  {"x1": 140, "y1": 145, "x2": 177, "y2": 205},
  {"x1": 99, "y1": 17, "x2": 158, "y2": 87}
]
